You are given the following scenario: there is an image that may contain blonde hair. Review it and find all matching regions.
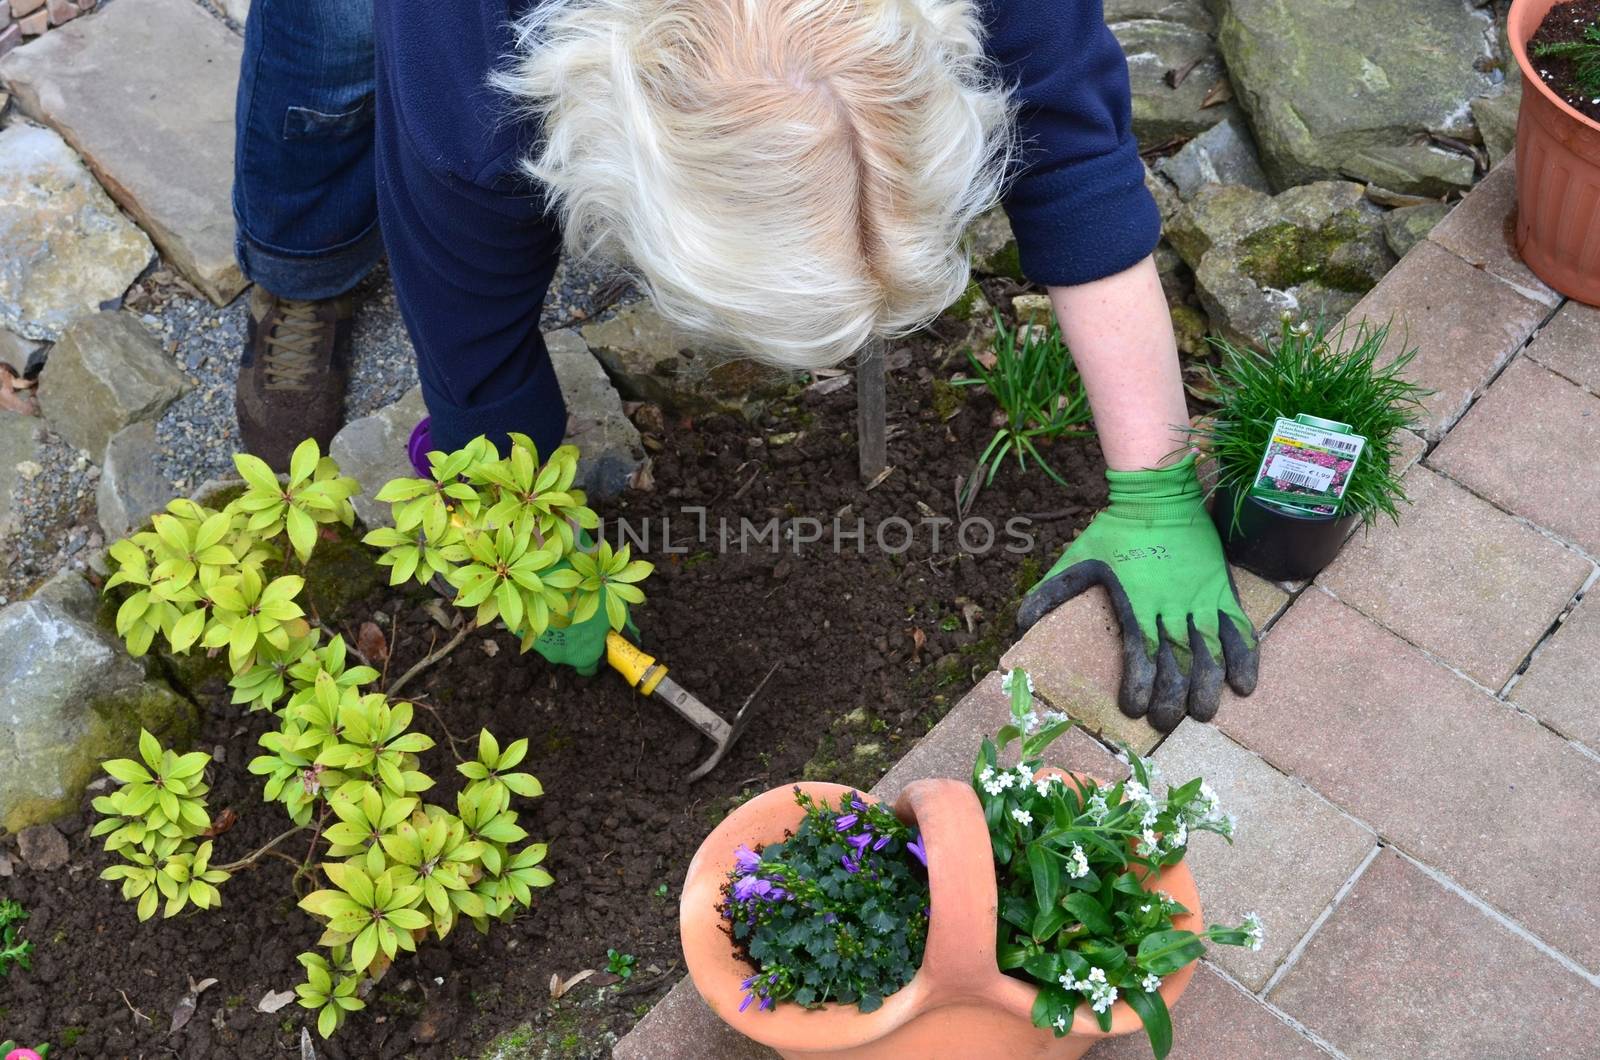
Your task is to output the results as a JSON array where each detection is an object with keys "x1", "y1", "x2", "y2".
[{"x1": 497, "y1": 0, "x2": 1014, "y2": 369}]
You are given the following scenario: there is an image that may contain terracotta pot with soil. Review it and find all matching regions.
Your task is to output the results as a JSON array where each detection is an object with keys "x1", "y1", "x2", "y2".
[
  {"x1": 680, "y1": 777, "x2": 1201, "y2": 1060},
  {"x1": 1511, "y1": 0, "x2": 1600, "y2": 305}
]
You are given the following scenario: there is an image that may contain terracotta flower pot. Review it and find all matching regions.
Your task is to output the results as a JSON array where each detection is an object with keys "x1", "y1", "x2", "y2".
[
  {"x1": 1510, "y1": 0, "x2": 1600, "y2": 305},
  {"x1": 681, "y1": 777, "x2": 1203, "y2": 1060}
]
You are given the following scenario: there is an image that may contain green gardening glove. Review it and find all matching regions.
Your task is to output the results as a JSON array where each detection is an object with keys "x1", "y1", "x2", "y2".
[
  {"x1": 525, "y1": 531, "x2": 637, "y2": 677},
  {"x1": 527, "y1": 586, "x2": 615, "y2": 677},
  {"x1": 1017, "y1": 454, "x2": 1258, "y2": 732}
]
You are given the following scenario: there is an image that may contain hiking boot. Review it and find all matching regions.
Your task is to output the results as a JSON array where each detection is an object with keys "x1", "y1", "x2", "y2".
[{"x1": 235, "y1": 286, "x2": 354, "y2": 470}]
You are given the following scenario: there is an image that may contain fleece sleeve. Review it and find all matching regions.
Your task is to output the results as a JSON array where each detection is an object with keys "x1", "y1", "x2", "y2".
[{"x1": 978, "y1": 0, "x2": 1162, "y2": 287}]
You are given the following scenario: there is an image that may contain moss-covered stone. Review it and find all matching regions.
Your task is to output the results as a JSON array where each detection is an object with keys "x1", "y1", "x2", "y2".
[
  {"x1": 0, "y1": 598, "x2": 197, "y2": 833},
  {"x1": 1173, "y1": 181, "x2": 1396, "y2": 349},
  {"x1": 1216, "y1": 0, "x2": 1494, "y2": 195}
]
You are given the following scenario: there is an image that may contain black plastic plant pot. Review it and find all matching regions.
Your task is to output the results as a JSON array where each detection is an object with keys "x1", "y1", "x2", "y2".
[{"x1": 1212, "y1": 484, "x2": 1359, "y2": 583}]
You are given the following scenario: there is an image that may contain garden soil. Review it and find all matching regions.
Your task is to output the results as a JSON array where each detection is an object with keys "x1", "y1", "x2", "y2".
[
  {"x1": 1, "y1": 313, "x2": 1107, "y2": 1058},
  {"x1": 1530, "y1": 0, "x2": 1600, "y2": 123}
]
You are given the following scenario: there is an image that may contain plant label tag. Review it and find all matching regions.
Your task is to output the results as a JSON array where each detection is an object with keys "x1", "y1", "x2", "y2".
[{"x1": 1248, "y1": 416, "x2": 1366, "y2": 515}]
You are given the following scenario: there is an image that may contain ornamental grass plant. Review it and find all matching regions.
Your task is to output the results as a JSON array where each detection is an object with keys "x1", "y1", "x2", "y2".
[
  {"x1": 955, "y1": 315, "x2": 1092, "y2": 500},
  {"x1": 1188, "y1": 317, "x2": 1428, "y2": 530}
]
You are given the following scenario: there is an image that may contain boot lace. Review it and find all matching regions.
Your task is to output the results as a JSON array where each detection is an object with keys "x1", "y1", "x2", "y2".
[{"x1": 262, "y1": 299, "x2": 328, "y2": 391}]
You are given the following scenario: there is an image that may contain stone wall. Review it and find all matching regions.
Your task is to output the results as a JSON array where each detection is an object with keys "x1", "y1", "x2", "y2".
[{"x1": 0, "y1": 0, "x2": 97, "y2": 57}]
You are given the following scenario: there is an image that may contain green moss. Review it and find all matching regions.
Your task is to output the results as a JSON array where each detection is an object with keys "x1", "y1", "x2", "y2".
[
  {"x1": 929, "y1": 379, "x2": 965, "y2": 422},
  {"x1": 60, "y1": 1027, "x2": 85, "y2": 1047},
  {"x1": 944, "y1": 282, "x2": 986, "y2": 322},
  {"x1": 802, "y1": 708, "x2": 894, "y2": 791},
  {"x1": 1237, "y1": 213, "x2": 1383, "y2": 294}
]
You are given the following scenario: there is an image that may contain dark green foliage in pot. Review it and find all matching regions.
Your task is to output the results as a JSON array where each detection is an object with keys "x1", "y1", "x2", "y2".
[
  {"x1": 1189, "y1": 317, "x2": 1429, "y2": 529},
  {"x1": 723, "y1": 790, "x2": 930, "y2": 1014}
]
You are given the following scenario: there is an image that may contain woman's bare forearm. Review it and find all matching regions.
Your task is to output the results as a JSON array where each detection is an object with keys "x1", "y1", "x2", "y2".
[{"x1": 1048, "y1": 255, "x2": 1191, "y2": 472}]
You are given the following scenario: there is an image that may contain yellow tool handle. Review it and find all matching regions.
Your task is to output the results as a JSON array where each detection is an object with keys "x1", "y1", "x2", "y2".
[{"x1": 606, "y1": 631, "x2": 669, "y2": 696}]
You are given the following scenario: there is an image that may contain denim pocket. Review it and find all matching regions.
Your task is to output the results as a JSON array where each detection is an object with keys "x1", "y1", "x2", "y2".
[{"x1": 283, "y1": 94, "x2": 374, "y2": 140}]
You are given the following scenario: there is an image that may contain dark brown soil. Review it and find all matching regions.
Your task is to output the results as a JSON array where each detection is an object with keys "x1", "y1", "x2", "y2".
[
  {"x1": 1530, "y1": 0, "x2": 1600, "y2": 123},
  {"x1": 0, "y1": 304, "x2": 1107, "y2": 1059}
]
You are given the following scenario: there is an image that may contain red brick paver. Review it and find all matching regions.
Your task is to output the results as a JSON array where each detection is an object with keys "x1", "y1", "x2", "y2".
[
  {"x1": 1425, "y1": 159, "x2": 1561, "y2": 307},
  {"x1": 1088, "y1": 962, "x2": 1328, "y2": 1059},
  {"x1": 1321, "y1": 465, "x2": 1591, "y2": 689},
  {"x1": 1524, "y1": 300, "x2": 1600, "y2": 396},
  {"x1": 1001, "y1": 570, "x2": 1287, "y2": 754},
  {"x1": 1431, "y1": 357, "x2": 1600, "y2": 556},
  {"x1": 1342, "y1": 240, "x2": 1547, "y2": 441},
  {"x1": 1218, "y1": 590, "x2": 1600, "y2": 971},
  {"x1": 1154, "y1": 721, "x2": 1375, "y2": 990},
  {"x1": 1271, "y1": 851, "x2": 1600, "y2": 1059},
  {"x1": 1510, "y1": 589, "x2": 1600, "y2": 751}
]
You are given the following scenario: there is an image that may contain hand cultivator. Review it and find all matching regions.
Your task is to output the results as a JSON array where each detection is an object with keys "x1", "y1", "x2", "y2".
[{"x1": 604, "y1": 632, "x2": 776, "y2": 781}]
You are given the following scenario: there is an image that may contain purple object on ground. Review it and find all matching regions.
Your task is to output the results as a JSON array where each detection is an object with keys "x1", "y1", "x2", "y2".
[{"x1": 407, "y1": 416, "x2": 434, "y2": 478}]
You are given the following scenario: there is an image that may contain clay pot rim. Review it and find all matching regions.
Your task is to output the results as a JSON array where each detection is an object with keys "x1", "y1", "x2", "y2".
[
  {"x1": 680, "y1": 774, "x2": 1202, "y2": 1052},
  {"x1": 1510, "y1": 0, "x2": 1600, "y2": 135}
]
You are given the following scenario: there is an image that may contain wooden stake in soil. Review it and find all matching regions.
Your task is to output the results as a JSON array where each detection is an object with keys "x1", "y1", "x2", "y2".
[{"x1": 856, "y1": 338, "x2": 888, "y2": 484}]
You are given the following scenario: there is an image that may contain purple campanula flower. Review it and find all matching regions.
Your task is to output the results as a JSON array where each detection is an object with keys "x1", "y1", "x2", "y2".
[
  {"x1": 872, "y1": 834, "x2": 891, "y2": 851},
  {"x1": 733, "y1": 874, "x2": 761, "y2": 902},
  {"x1": 833, "y1": 813, "x2": 859, "y2": 831},
  {"x1": 841, "y1": 855, "x2": 859, "y2": 873},
  {"x1": 739, "y1": 992, "x2": 755, "y2": 1013},
  {"x1": 761, "y1": 996, "x2": 774, "y2": 1011},
  {"x1": 742, "y1": 975, "x2": 759, "y2": 989},
  {"x1": 907, "y1": 834, "x2": 927, "y2": 867},
  {"x1": 848, "y1": 833, "x2": 872, "y2": 856},
  {"x1": 734, "y1": 845, "x2": 761, "y2": 873}
]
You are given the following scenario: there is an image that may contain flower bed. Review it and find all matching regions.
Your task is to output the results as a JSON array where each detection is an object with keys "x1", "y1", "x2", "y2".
[{"x1": 0, "y1": 326, "x2": 1101, "y2": 1058}]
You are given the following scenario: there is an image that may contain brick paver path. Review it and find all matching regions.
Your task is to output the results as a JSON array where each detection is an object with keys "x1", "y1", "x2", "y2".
[{"x1": 616, "y1": 156, "x2": 1600, "y2": 1058}]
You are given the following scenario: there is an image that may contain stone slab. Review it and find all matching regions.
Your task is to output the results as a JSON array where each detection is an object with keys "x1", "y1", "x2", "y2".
[
  {"x1": 1430, "y1": 357, "x2": 1600, "y2": 556},
  {"x1": 1, "y1": 0, "x2": 246, "y2": 303},
  {"x1": 614, "y1": 977, "x2": 774, "y2": 1060},
  {"x1": 1154, "y1": 116, "x2": 1272, "y2": 201},
  {"x1": 579, "y1": 300, "x2": 794, "y2": 417},
  {"x1": 1524, "y1": 300, "x2": 1600, "y2": 395},
  {"x1": 1321, "y1": 465, "x2": 1591, "y2": 689},
  {"x1": 1151, "y1": 721, "x2": 1375, "y2": 990},
  {"x1": 37, "y1": 311, "x2": 189, "y2": 458},
  {"x1": 1218, "y1": 589, "x2": 1600, "y2": 970},
  {"x1": 1001, "y1": 569, "x2": 1287, "y2": 753},
  {"x1": 0, "y1": 122, "x2": 154, "y2": 341},
  {"x1": 1271, "y1": 850, "x2": 1600, "y2": 1058},
  {"x1": 1087, "y1": 962, "x2": 1327, "y2": 1060},
  {"x1": 96, "y1": 419, "x2": 170, "y2": 539},
  {"x1": 546, "y1": 327, "x2": 644, "y2": 501},
  {"x1": 1342, "y1": 240, "x2": 1546, "y2": 441},
  {"x1": 1510, "y1": 590, "x2": 1600, "y2": 751},
  {"x1": 1426, "y1": 159, "x2": 1560, "y2": 307},
  {"x1": 329, "y1": 385, "x2": 428, "y2": 531},
  {"x1": 1216, "y1": 0, "x2": 1492, "y2": 194},
  {"x1": 875, "y1": 671, "x2": 1127, "y2": 803}
]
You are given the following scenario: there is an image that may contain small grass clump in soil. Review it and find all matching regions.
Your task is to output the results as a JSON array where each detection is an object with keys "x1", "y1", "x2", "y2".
[
  {"x1": 1531, "y1": 0, "x2": 1600, "y2": 123},
  {"x1": 1, "y1": 309, "x2": 1106, "y2": 1058}
]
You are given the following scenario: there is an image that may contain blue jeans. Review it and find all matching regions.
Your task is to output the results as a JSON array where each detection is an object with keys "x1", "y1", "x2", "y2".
[
  {"x1": 232, "y1": 0, "x2": 383, "y2": 300},
  {"x1": 231, "y1": 0, "x2": 569, "y2": 459}
]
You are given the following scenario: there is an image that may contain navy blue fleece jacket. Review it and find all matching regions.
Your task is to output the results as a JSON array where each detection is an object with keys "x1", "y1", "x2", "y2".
[{"x1": 373, "y1": 0, "x2": 1160, "y2": 454}]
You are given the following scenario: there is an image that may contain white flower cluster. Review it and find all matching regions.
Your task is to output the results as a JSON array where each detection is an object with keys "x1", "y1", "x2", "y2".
[
  {"x1": 979, "y1": 762, "x2": 1059, "y2": 799},
  {"x1": 1067, "y1": 843, "x2": 1089, "y2": 879},
  {"x1": 1182, "y1": 780, "x2": 1233, "y2": 835},
  {"x1": 1060, "y1": 965, "x2": 1119, "y2": 1014},
  {"x1": 1243, "y1": 911, "x2": 1264, "y2": 952},
  {"x1": 1000, "y1": 668, "x2": 1035, "y2": 698},
  {"x1": 1140, "y1": 972, "x2": 1162, "y2": 993},
  {"x1": 1011, "y1": 807, "x2": 1033, "y2": 827}
]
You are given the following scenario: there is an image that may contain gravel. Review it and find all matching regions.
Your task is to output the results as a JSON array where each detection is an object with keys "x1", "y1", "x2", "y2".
[{"x1": 0, "y1": 251, "x2": 633, "y2": 604}]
